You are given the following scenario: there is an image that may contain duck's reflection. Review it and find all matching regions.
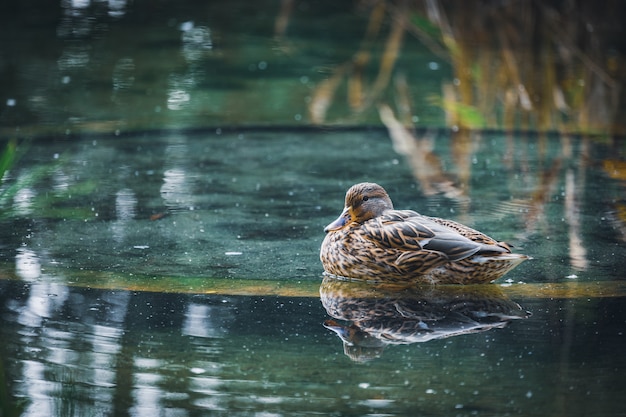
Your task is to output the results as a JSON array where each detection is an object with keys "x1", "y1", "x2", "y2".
[{"x1": 320, "y1": 276, "x2": 530, "y2": 362}]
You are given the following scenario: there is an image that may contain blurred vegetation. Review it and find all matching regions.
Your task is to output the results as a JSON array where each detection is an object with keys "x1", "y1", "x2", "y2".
[
  {"x1": 308, "y1": 0, "x2": 625, "y2": 135},
  {"x1": 0, "y1": 140, "x2": 97, "y2": 220},
  {"x1": 0, "y1": 140, "x2": 18, "y2": 214},
  {"x1": 0, "y1": 140, "x2": 16, "y2": 179}
]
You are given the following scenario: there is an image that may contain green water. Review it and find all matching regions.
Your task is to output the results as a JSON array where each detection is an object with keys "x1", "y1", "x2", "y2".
[
  {"x1": 1, "y1": 129, "x2": 625, "y2": 416},
  {"x1": 1, "y1": 280, "x2": 625, "y2": 416},
  {"x1": 2, "y1": 130, "x2": 625, "y2": 284},
  {"x1": 1, "y1": 1, "x2": 626, "y2": 416},
  {"x1": 0, "y1": 0, "x2": 445, "y2": 133}
]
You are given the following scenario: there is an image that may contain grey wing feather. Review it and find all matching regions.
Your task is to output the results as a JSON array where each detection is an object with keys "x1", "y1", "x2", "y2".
[
  {"x1": 397, "y1": 213, "x2": 484, "y2": 261},
  {"x1": 418, "y1": 230, "x2": 481, "y2": 261},
  {"x1": 415, "y1": 215, "x2": 508, "y2": 259}
]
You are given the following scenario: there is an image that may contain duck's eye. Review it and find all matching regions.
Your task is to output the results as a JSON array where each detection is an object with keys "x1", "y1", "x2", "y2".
[{"x1": 362, "y1": 196, "x2": 369, "y2": 202}]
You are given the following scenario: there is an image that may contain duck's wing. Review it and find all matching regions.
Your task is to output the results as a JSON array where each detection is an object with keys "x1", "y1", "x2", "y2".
[
  {"x1": 362, "y1": 210, "x2": 487, "y2": 261},
  {"x1": 427, "y1": 216, "x2": 510, "y2": 249}
]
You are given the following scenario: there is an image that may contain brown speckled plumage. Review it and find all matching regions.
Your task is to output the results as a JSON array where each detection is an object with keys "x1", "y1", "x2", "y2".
[{"x1": 320, "y1": 183, "x2": 528, "y2": 284}]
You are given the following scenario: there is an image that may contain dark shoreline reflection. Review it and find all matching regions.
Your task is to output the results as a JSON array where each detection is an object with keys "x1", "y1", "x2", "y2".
[
  {"x1": 320, "y1": 276, "x2": 531, "y2": 362},
  {"x1": 2, "y1": 277, "x2": 626, "y2": 416}
]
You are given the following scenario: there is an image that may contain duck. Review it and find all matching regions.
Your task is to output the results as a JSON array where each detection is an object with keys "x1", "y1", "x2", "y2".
[{"x1": 320, "y1": 182, "x2": 529, "y2": 284}]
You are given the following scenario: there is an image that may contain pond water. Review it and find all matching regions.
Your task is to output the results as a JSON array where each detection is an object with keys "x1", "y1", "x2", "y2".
[
  {"x1": 2, "y1": 1, "x2": 626, "y2": 416},
  {"x1": 2, "y1": 129, "x2": 625, "y2": 284},
  {"x1": 0, "y1": 277, "x2": 624, "y2": 417},
  {"x1": 1, "y1": 129, "x2": 625, "y2": 417}
]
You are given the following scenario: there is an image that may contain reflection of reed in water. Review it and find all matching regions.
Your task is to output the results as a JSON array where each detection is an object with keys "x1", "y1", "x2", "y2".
[
  {"x1": 603, "y1": 160, "x2": 626, "y2": 243},
  {"x1": 320, "y1": 276, "x2": 530, "y2": 362},
  {"x1": 378, "y1": 104, "x2": 466, "y2": 200},
  {"x1": 307, "y1": 0, "x2": 621, "y2": 134},
  {"x1": 417, "y1": 0, "x2": 620, "y2": 133}
]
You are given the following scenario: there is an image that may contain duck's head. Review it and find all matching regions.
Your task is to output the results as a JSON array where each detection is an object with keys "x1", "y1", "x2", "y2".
[{"x1": 324, "y1": 182, "x2": 394, "y2": 232}]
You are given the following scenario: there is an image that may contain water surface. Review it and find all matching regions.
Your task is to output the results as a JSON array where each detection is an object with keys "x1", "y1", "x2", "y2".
[
  {"x1": 1, "y1": 128, "x2": 625, "y2": 416},
  {"x1": 1, "y1": 1, "x2": 626, "y2": 415},
  {"x1": 1, "y1": 278, "x2": 624, "y2": 417},
  {"x1": 2, "y1": 129, "x2": 624, "y2": 284}
]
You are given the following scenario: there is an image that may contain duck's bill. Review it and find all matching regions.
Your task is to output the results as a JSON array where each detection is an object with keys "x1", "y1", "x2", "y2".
[{"x1": 324, "y1": 207, "x2": 350, "y2": 232}]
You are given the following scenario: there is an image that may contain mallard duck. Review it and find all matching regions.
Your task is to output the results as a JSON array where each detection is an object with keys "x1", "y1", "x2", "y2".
[{"x1": 320, "y1": 183, "x2": 529, "y2": 284}]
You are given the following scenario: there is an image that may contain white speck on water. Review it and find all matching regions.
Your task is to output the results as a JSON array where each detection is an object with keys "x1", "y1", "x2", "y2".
[
  {"x1": 179, "y1": 21, "x2": 194, "y2": 31},
  {"x1": 133, "y1": 245, "x2": 149, "y2": 249},
  {"x1": 428, "y1": 61, "x2": 439, "y2": 70},
  {"x1": 526, "y1": 390, "x2": 533, "y2": 398},
  {"x1": 425, "y1": 388, "x2": 436, "y2": 394},
  {"x1": 566, "y1": 274, "x2": 578, "y2": 279},
  {"x1": 190, "y1": 367, "x2": 205, "y2": 374},
  {"x1": 225, "y1": 252, "x2": 242, "y2": 256},
  {"x1": 6, "y1": 98, "x2": 16, "y2": 106},
  {"x1": 358, "y1": 383, "x2": 370, "y2": 389}
]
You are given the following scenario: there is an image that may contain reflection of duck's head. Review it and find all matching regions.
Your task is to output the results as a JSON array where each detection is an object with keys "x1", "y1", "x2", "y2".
[
  {"x1": 320, "y1": 182, "x2": 529, "y2": 284},
  {"x1": 320, "y1": 277, "x2": 530, "y2": 361},
  {"x1": 323, "y1": 319, "x2": 386, "y2": 363}
]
